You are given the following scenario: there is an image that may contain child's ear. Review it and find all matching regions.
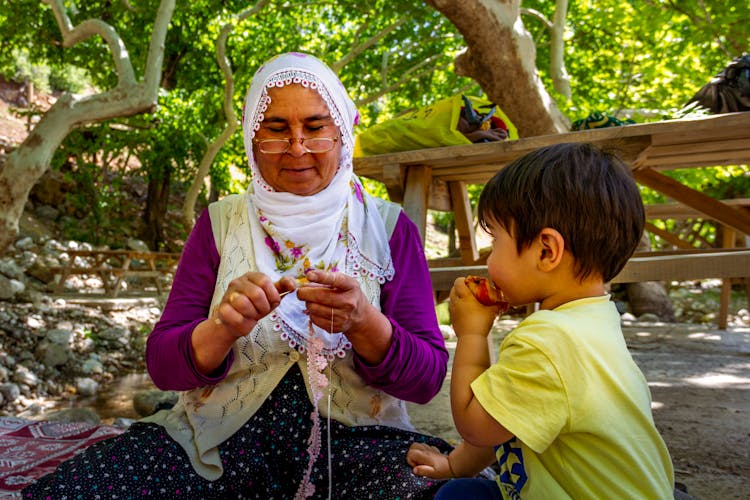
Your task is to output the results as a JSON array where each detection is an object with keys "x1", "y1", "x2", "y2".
[{"x1": 537, "y1": 227, "x2": 564, "y2": 271}]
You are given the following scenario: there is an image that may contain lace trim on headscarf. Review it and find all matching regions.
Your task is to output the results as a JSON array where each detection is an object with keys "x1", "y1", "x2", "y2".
[
  {"x1": 267, "y1": 226, "x2": 393, "y2": 359},
  {"x1": 270, "y1": 307, "x2": 352, "y2": 360},
  {"x1": 346, "y1": 232, "x2": 395, "y2": 284},
  {"x1": 246, "y1": 70, "x2": 353, "y2": 193}
]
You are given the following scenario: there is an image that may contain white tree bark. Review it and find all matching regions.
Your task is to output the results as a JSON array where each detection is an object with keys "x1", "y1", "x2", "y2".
[
  {"x1": 549, "y1": 0, "x2": 571, "y2": 99},
  {"x1": 181, "y1": 0, "x2": 270, "y2": 231},
  {"x1": 0, "y1": 0, "x2": 175, "y2": 254},
  {"x1": 425, "y1": 0, "x2": 569, "y2": 137}
]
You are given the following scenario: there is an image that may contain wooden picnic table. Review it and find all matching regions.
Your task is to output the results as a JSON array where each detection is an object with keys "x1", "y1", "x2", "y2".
[
  {"x1": 54, "y1": 249, "x2": 181, "y2": 297},
  {"x1": 353, "y1": 112, "x2": 750, "y2": 328}
]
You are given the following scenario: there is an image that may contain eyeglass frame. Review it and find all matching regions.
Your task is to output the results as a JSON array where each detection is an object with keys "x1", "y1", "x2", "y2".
[{"x1": 252, "y1": 136, "x2": 339, "y2": 154}]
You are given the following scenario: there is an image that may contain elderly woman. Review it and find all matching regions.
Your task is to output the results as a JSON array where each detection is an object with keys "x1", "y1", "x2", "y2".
[{"x1": 22, "y1": 53, "x2": 450, "y2": 499}]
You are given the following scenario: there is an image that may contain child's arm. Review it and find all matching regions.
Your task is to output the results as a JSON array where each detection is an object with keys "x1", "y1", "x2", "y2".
[
  {"x1": 450, "y1": 277, "x2": 515, "y2": 447},
  {"x1": 407, "y1": 441, "x2": 496, "y2": 479}
]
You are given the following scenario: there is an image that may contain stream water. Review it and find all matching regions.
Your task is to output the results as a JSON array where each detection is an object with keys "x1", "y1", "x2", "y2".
[{"x1": 51, "y1": 372, "x2": 156, "y2": 424}]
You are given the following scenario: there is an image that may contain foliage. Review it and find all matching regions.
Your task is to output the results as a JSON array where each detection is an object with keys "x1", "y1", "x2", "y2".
[
  {"x1": 644, "y1": 165, "x2": 749, "y2": 249},
  {"x1": 0, "y1": 0, "x2": 747, "y2": 250},
  {"x1": 523, "y1": 0, "x2": 750, "y2": 122},
  {"x1": 9, "y1": 48, "x2": 51, "y2": 94},
  {"x1": 51, "y1": 123, "x2": 141, "y2": 245},
  {"x1": 49, "y1": 64, "x2": 91, "y2": 93}
]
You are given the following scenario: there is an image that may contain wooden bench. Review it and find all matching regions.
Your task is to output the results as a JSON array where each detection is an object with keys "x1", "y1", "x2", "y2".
[
  {"x1": 54, "y1": 250, "x2": 181, "y2": 297},
  {"x1": 353, "y1": 112, "x2": 750, "y2": 327}
]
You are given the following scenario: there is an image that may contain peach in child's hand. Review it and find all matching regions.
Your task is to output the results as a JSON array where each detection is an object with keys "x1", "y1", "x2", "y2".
[{"x1": 464, "y1": 275, "x2": 509, "y2": 312}]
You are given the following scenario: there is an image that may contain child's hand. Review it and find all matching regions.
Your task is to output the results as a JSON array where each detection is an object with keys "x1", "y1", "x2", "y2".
[
  {"x1": 406, "y1": 442, "x2": 452, "y2": 479},
  {"x1": 449, "y1": 277, "x2": 500, "y2": 338}
]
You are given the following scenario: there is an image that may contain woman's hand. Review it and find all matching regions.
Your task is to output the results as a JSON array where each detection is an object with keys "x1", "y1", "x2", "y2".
[
  {"x1": 216, "y1": 272, "x2": 297, "y2": 338},
  {"x1": 449, "y1": 277, "x2": 500, "y2": 338},
  {"x1": 299, "y1": 270, "x2": 393, "y2": 364},
  {"x1": 406, "y1": 443, "x2": 452, "y2": 479},
  {"x1": 297, "y1": 270, "x2": 368, "y2": 334},
  {"x1": 192, "y1": 273, "x2": 296, "y2": 376}
]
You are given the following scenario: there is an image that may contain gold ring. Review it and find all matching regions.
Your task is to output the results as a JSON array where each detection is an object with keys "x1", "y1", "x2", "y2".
[{"x1": 229, "y1": 291, "x2": 240, "y2": 304}]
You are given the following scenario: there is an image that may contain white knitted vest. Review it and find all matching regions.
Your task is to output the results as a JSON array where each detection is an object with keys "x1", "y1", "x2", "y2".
[{"x1": 142, "y1": 193, "x2": 412, "y2": 480}]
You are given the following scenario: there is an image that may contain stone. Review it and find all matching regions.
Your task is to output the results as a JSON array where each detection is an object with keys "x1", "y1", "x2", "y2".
[
  {"x1": 46, "y1": 328, "x2": 73, "y2": 345},
  {"x1": 47, "y1": 407, "x2": 101, "y2": 425},
  {"x1": 0, "y1": 383, "x2": 21, "y2": 402},
  {"x1": 13, "y1": 365, "x2": 39, "y2": 387},
  {"x1": 0, "y1": 276, "x2": 13, "y2": 300},
  {"x1": 14, "y1": 237, "x2": 35, "y2": 251},
  {"x1": 133, "y1": 389, "x2": 178, "y2": 417},
  {"x1": 34, "y1": 341, "x2": 70, "y2": 367},
  {"x1": 75, "y1": 377, "x2": 99, "y2": 396},
  {"x1": 81, "y1": 358, "x2": 104, "y2": 375}
]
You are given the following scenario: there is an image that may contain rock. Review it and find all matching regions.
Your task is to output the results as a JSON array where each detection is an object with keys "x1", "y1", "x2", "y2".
[
  {"x1": 81, "y1": 358, "x2": 104, "y2": 375},
  {"x1": 14, "y1": 237, "x2": 35, "y2": 251},
  {"x1": 46, "y1": 407, "x2": 101, "y2": 425},
  {"x1": 26, "y1": 258, "x2": 59, "y2": 284},
  {"x1": 0, "y1": 258, "x2": 24, "y2": 280},
  {"x1": 638, "y1": 313, "x2": 661, "y2": 323},
  {"x1": 0, "y1": 383, "x2": 21, "y2": 402},
  {"x1": 133, "y1": 389, "x2": 178, "y2": 417},
  {"x1": 126, "y1": 238, "x2": 150, "y2": 252},
  {"x1": 30, "y1": 170, "x2": 72, "y2": 207},
  {"x1": 13, "y1": 365, "x2": 39, "y2": 387},
  {"x1": 34, "y1": 205, "x2": 60, "y2": 222},
  {"x1": 99, "y1": 326, "x2": 129, "y2": 342},
  {"x1": 9, "y1": 279, "x2": 25, "y2": 296},
  {"x1": 75, "y1": 377, "x2": 99, "y2": 396},
  {"x1": 0, "y1": 276, "x2": 13, "y2": 300},
  {"x1": 46, "y1": 328, "x2": 73, "y2": 345},
  {"x1": 34, "y1": 341, "x2": 71, "y2": 367},
  {"x1": 626, "y1": 281, "x2": 675, "y2": 322},
  {"x1": 621, "y1": 312, "x2": 637, "y2": 322}
]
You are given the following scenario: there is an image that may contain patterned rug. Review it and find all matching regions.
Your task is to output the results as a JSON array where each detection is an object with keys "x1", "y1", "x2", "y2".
[{"x1": 0, "y1": 416, "x2": 124, "y2": 498}]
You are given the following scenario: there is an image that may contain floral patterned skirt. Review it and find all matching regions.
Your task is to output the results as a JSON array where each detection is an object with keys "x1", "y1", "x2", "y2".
[{"x1": 22, "y1": 363, "x2": 451, "y2": 499}]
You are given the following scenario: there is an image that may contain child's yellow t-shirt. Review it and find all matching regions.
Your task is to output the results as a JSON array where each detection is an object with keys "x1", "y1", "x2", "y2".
[{"x1": 471, "y1": 295, "x2": 674, "y2": 499}]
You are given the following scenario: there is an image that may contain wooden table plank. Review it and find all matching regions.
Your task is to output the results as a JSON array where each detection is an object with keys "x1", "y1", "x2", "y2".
[{"x1": 429, "y1": 249, "x2": 750, "y2": 291}]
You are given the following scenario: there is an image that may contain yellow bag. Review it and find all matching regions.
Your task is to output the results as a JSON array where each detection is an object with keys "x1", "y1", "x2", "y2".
[{"x1": 354, "y1": 94, "x2": 517, "y2": 157}]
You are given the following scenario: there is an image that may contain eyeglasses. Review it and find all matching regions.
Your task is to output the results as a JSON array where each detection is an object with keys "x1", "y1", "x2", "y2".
[{"x1": 252, "y1": 137, "x2": 339, "y2": 154}]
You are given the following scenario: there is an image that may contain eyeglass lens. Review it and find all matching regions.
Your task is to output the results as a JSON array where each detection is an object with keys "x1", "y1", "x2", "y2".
[{"x1": 259, "y1": 138, "x2": 335, "y2": 154}]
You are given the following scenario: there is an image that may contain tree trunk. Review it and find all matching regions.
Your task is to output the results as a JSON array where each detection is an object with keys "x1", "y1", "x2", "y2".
[
  {"x1": 0, "y1": 0, "x2": 175, "y2": 256},
  {"x1": 0, "y1": 94, "x2": 78, "y2": 253},
  {"x1": 141, "y1": 167, "x2": 171, "y2": 251},
  {"x1": 425, "y1": 0, "x2": 569, "y2": 137}
]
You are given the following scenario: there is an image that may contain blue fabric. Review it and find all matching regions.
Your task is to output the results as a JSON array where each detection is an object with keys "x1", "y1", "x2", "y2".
[{"x1": 435, "y1": 478, "x2": 502, "y2": 500}]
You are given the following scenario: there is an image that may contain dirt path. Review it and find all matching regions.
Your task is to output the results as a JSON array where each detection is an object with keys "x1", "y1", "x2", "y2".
[{"x1": 407, "y1": 320, "x2": 750, "y2": 500}]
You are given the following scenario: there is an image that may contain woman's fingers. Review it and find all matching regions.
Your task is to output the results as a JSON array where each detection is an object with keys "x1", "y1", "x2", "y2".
[
  {"x1": 298, "y1": 270, "x2": 362, "y2": 332},
  {"x1": 216, "y1": 273, "x2": 295, "y2": 331}
]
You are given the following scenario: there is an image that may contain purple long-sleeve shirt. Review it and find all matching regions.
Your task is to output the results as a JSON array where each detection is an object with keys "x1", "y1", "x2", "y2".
[{"x1": 146, "y1": 208, "x2": 448, "y2": 404}]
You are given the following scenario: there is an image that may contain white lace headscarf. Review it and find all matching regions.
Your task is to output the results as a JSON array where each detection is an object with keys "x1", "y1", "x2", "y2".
[{"x1": 241, "y1": 52, "x2": 394, "y2": 358}]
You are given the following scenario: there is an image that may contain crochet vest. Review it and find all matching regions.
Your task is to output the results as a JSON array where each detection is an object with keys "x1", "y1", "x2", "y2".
[{"x1": 142, "y1": 193, "x2": 411, "y2": 480}]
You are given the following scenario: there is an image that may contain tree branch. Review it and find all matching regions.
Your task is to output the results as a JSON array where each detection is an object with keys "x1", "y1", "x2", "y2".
[
  {"x1": 520, "y1": 8, "x2": 553, "y2": 30},
  {"x1": 549, "y1": 0, "x2": 571, "y2": 99},
  {"x1": 331, "y1": 17, "x2": 409, "y2": 73},
  {"x1": 43, "y1": 0, "x2": 136, "y2": 87},
  {"x1": 357, "y1": 55, "x2": 446, "y2": 106},
  {"x1": 182, "y1": 0, "x2": 271, "y2": 230}
]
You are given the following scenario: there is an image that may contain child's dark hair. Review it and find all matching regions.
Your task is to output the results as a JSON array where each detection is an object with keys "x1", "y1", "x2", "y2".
[{"x1": 477, "y1": 142, "x2": 645, "y2": 283}]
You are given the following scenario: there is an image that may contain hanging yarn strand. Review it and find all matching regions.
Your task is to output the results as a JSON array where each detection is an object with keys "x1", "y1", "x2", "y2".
[{"x1": 294, "y1": 320, "x2": 331, "y2": 500}]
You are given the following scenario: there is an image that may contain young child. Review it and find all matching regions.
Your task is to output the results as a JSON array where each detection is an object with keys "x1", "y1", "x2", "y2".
[{"x1": 407, "y1": 143, "x2": 675, "y2": 499}]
